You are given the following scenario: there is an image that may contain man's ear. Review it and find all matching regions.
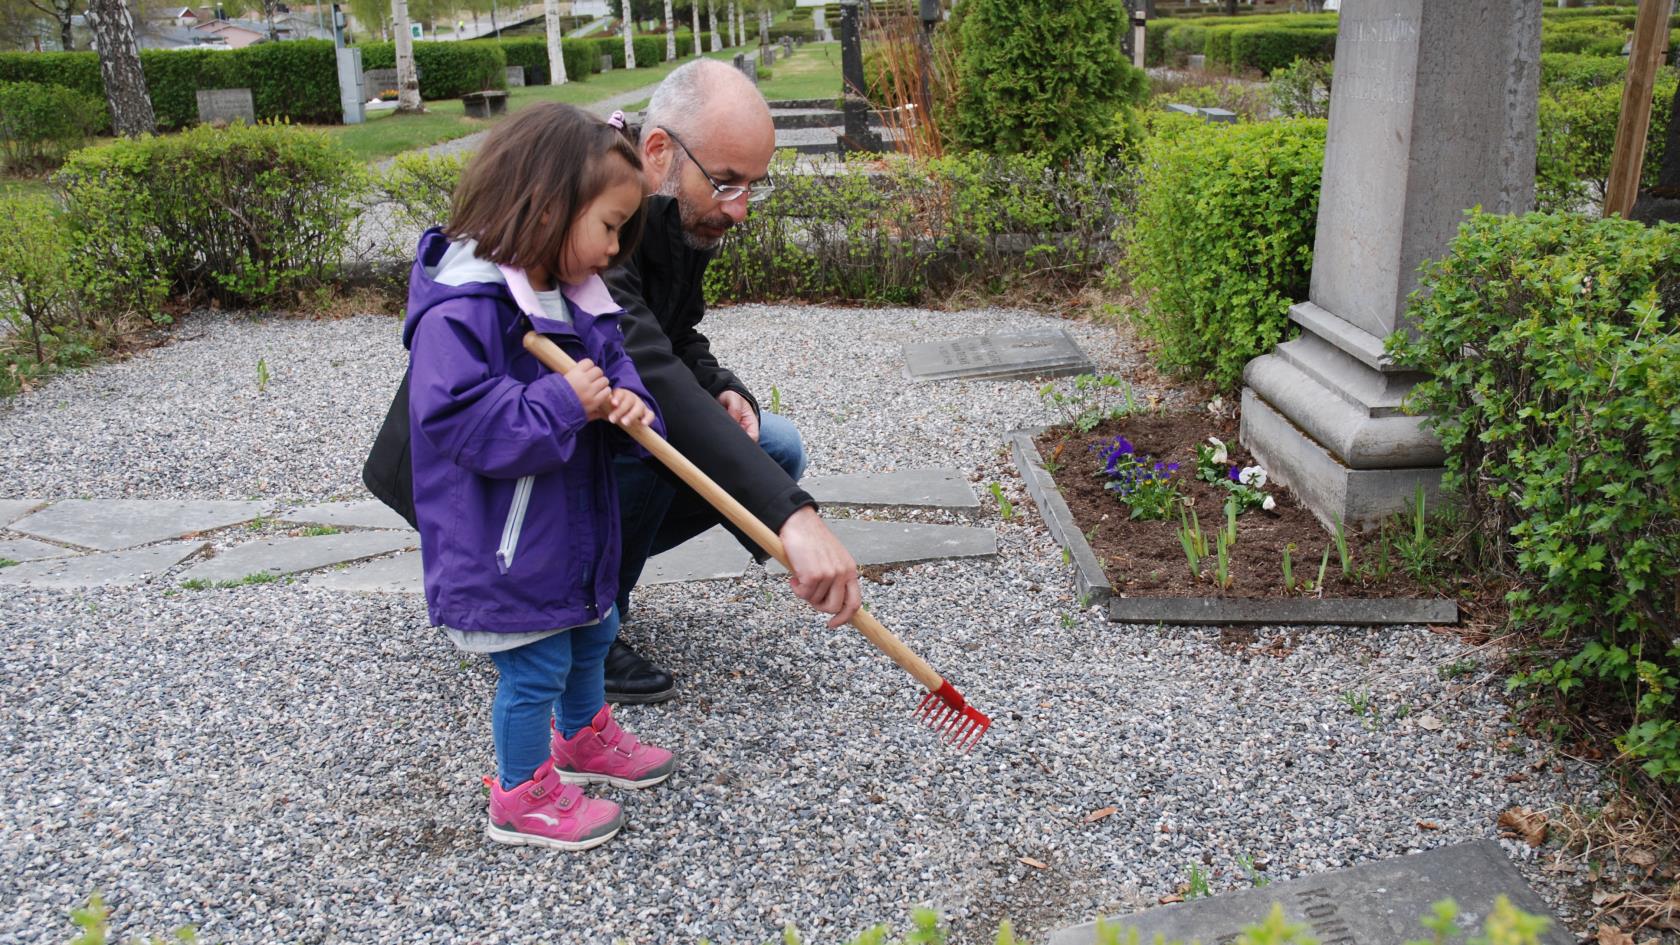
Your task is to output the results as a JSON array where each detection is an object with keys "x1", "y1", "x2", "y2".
[{"x1": 642, "y1": 127, "x2": 675, "y2": 178}]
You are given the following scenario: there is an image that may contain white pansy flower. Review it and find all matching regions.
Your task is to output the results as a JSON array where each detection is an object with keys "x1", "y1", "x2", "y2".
[
  {"x1": 1239, "y1": 465, "x2": 1268, "y2": 488},
  {"x1": 1262, "y1": 495, "x2": 1276, "y2": 511},
  {"x1": 1206, "y1": 436, "x2": 1228, "y2": 465}
]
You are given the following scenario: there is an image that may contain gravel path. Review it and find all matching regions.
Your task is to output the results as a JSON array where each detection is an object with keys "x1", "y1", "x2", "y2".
[{"x1": 0, "y1": 305, "x2": 1598, "y2": 944}]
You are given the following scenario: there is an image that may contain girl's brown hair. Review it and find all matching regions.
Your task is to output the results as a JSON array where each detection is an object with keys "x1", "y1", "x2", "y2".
[{"x1": 445, "y1": 102, "x2": 645, "y2": 274}]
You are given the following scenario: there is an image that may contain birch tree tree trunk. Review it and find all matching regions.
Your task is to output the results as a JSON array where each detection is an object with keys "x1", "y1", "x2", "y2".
[
  {"x1": 393, "y1": 0, "x2": 422, "y2": 112},
  {"x1": 726, "y1": 0, "x2": 735, "y2": 46},
  {"x1": 690, "y1": 0, "x2": 700, "y2": 56},
  {"x1": 756, "y1": 4, "x2": 766, "y2": 47},
  {"x1": 708, "y1": 0, "x2": 719, "y2": 50},
  {"x1": 663, "y1": 0, "x2": 674, "y2": 59},
  {"x1": 545, "y1": 0, "x2": 567, "y2": 84},
  {"x1": 621, "y1": 0, "x2": 636, "y2": 68},
  {"x1": 84, "y1": 0, "x2": 154, "y2": 137}
]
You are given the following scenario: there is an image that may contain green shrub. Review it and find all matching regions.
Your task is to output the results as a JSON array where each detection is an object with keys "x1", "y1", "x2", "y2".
[
  {"x1": 705, "y1": 148, "x2": 1131, "y2": 304},
  {"x1": 1124, "y1": 116, "x2": 1325, "y2": 392},
  {"x1": 372, "y1": 150, "x2": 467, "y2": 255},
  {"x1": 0, "y1": 194, "x2": 97, "y2": 394},
  {"x1": 594, "y1": 36, "x2": 626, "y2": 68},
  {"x1": 1226, "y1": 26, "x2": 1336, "y2": 74},
  {"x1": 0, "y1": 81, "x2": 108, "y2": 172},
  {"x1": 57, "y1": 122, "x2": 365, "y2": 311},
  {"x1": 0, "y1": 43, "x2": 339, "y2": 130},
  {"x1": 1540, "y1": 52, "x2": 1627, "y2": 91},
  {"x1": 951, "y1": 0, "x2": 1147, "y2": 160},
  {"x1": 1536, "y1": 70, "x2": 1676, "y2": 212},
  {"x1": 357, "y1": 40, "x2": 508, "y2": 98},
  {"x1": 476, "y1": 38, "x2": 601, "y2": 85},
  {"x1": 1161, "y1": 22, "x2": 1209, "y2": 67},
  {"x1": 1267, "y1": 56, "x2": 1332, "y2": 119},
  {"x1": 1392, "y1": 211, "x2": 1680, "y2": 784}
]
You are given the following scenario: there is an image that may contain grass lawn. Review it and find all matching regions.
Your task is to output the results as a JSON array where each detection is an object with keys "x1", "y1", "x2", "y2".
[
  {"x1": 0, "y1": 176, "x2": 56, "y2": 202},
  {"x1": 757, "y1": 42, "x2": 842, "y2": 103},
  {"x1": 320, "y1": 45, "x2": 763, "y2": 163}
]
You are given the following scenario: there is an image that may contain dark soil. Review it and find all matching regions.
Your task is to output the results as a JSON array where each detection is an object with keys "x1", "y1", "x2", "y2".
[{"x1": 1037, "y1": 412, "x2": 1454, "y2": 602}]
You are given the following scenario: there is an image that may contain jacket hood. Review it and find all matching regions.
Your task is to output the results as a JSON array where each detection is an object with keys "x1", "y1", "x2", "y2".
[{"x1": 403, "y1": 228, "x2": 510, "y2": 350}]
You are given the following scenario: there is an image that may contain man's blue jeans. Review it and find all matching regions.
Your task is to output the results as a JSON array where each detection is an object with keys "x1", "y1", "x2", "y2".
[{"x1": 614, "y1": 411, "x2": 807, "y2": 621}]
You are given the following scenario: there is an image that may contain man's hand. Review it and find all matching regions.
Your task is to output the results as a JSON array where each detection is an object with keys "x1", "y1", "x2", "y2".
[
  {"x1": 779, "y1": 506, "x2": 861, "y2": 629},
  {"x1": 717, "y1": 390, "x2": 759, "y2": 442}
]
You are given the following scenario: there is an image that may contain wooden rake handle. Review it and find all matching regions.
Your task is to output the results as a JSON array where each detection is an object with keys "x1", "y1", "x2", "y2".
[{"x1": 522, "y1": 332, "x2": 947, "y2": 694}]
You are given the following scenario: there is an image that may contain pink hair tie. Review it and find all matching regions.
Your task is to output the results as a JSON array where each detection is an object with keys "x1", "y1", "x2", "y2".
[{"x1": 608, "y1": 110, "x2": 625, "y2": 129}]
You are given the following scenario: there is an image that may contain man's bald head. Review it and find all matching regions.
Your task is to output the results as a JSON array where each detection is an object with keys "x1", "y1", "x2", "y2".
[{"x1": 638, "y1": 59, "x2": 777, "y2": 249}]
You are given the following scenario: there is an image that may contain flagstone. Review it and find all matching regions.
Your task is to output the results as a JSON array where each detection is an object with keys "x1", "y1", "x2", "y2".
[
  {"x1": 803, "y1": 469, "x2": 979, "y2": 510},
  {"x1": 0, "y1": 500, "x2": 48, "y2": 528},
  {"x1": 180, "y1": 531, "x2": 418, "y2": 584},
  {"x1": 308, "y1": 550, "x2": 424, "y2": 594},
  {"x1": 766, "y1": 519, "x2": 995, "y2": 573},
  {"x1": 639, "y1": 526, "x2": 754, "y2": 585},
  {"x1": 0, "y1": 541, "x2": 207, "y2": 589},
  {"x1": 10, "y1": 499, "x2": 273, "y2": 551},
  {"x1": 278, "y1": 500, "x2": 415, "y2": 532},
  {"x1": 0, "y1": 537, "x2": 75, "y2": 564}
]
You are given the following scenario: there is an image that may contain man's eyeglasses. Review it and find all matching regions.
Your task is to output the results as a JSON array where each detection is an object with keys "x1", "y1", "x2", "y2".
[{"x1": 659, "y1": 126, "x2": 775, "y2": 204}]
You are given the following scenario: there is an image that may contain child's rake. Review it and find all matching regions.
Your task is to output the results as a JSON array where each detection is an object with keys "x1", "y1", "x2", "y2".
[{"x1": 524, "y1": 332, "x2": 991, "y2": 751}]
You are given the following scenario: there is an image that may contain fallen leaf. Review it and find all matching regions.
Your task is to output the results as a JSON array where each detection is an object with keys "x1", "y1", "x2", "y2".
[
  {"x1": 1416, "y1": 714, "x2": 1444, "y2": 731},
  {"x1": 1018, "y1": 856, "x2": 1048, "y2": 870},
  {"x1": 1157, "y1": 894, "x2": 1184, "y2": 905},
  {"x1": 1504, "y1": 772, "x2": 1529, "y2": 783},
  {"x1": 1624, "y1": 848, "x2": 1658, "y2": 868},
  {"x1": 1497, "y1": 806, "x2": 1549, "y2": 847},
  {"x1": 1541, "y1": 856, "x2": 1577, "y2": 874},
  {"x1": 1592, "y1": 891, "x2": 1629, "y2": 907},
  {"x1": 1596, "y1": 925, "x2": 1633, "y2": 945},
  {"x1": 1084, "y1": 806, "x2": 1118, "y2": 824},
  {"x1": 1417, "y1": 820, "x2": 1441, "y2": 831}
]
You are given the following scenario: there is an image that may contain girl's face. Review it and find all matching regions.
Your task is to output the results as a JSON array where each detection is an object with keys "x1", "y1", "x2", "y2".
[{"x1": 556, "y1": 176, "x2": 645, "y2": 286}]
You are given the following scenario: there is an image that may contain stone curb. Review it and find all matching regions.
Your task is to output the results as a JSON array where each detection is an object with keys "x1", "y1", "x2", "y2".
[
  {"x1": 1009, "y1": 430, "x2": 1459, "y2": 627},
  {"x1": 1009, "y1": 429, "x2": 1112, "y2": 606}
]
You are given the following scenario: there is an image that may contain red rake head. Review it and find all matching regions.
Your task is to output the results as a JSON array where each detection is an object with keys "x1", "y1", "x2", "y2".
[{"x1": 915, "y1": 680, "x2": 991, "y2": 751}]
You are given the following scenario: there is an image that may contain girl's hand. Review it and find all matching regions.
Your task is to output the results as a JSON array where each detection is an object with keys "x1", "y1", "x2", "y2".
[
  {"x1": 607, "y1": 389, "x2": 654, "y2": 429},
  {"x1": 565, "y1": 358, "x2": 612, "y2": 421}
]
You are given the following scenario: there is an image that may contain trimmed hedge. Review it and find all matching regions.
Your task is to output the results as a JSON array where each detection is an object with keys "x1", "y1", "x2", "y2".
[
  {"x1": 1125, "y1": 116, "x2": 1326, "y2": 392},
  {"x1": 357, "y1": 40, "x2": 508, "y2": 98},
  {"x1": 1539, "y1": 51, "x2": 1627, "y2": 90},
  {"x1": 0, "y1": 81, "x2": 109, "y2": 171},
  {"x1": 0, "y1": 41, "x2": 339, "y2": 129},
  {"x1": 1536, "y1": 70, "x2": 1677, "y2": 211},
  {"x1": 1223, "y1": 27, "x2": 1336, "y2": 74},
  {"x1": 476, "y1": 37, "x2": 601, "y2": 85},
  {"x1": 1392, "y1": 211, "x2": 1680, "y2": 785}
]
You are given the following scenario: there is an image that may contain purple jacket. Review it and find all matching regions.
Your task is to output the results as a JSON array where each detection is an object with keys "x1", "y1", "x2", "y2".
[{"x1": 404, "y1": 228, "x2": 664, "y2": 634}]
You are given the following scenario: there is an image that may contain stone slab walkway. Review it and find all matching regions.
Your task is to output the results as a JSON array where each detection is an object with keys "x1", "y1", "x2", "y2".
[
  {"x1": 0, "y1": 541, "x2": 207, "y2": 589},
  {"x1": 181, "y1": 531, "x2": 418, "y2": 584},
  {"x1": 804, "y1": 468, "x2": 977, "y2": 510},
  {"x1": 11, "y1": 499, "x2": 272, "y2": 552}
]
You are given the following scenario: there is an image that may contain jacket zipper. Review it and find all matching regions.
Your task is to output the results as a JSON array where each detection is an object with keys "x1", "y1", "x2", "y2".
[{"x1": 495, "y1": 475, "x2": 535, "y2": 575}]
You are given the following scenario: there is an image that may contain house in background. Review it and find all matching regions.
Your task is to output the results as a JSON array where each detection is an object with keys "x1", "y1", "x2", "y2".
[{"x1": 191, "y1": 18, "x2": 270, "y2": 46}]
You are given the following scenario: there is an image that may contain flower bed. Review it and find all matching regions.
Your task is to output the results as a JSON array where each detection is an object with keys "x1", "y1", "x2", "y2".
[{"x1": 1034, "y1": 408, "x2": 1460, "y2": 605}]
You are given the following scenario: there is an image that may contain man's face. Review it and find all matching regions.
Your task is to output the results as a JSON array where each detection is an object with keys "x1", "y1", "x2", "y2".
[{"x1": 652, "y1": 125, "x2": 774, "y2": 251}]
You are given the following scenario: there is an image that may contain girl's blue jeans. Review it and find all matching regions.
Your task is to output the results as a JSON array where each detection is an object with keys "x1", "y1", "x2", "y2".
[{"x1": 488, "y1": 606, "x2": 620, "y2": 790}]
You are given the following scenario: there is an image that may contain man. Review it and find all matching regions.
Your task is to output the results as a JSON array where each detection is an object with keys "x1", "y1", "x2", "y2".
[{"x1": 601, "y1": 60, "x2": 861, "y2": 703}]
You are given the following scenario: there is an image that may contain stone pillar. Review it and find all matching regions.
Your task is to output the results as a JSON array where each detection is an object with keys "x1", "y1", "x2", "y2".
[
  {"x1": 837, "y1": 0, "x2": 880, "y2": 153},
  {"x1": 1239, "y1": 0, "x2": 1539, "y2": 528}
]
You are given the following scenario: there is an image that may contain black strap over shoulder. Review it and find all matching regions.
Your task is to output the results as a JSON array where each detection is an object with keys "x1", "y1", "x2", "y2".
[{"x1": 361, "y1": 367, "x2": 418, "y2": 530}]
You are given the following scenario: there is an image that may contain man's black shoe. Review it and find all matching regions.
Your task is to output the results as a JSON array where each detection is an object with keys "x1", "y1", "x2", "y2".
[{"x1": 603, "y1": 639, "x2": 676, "y2": 704}]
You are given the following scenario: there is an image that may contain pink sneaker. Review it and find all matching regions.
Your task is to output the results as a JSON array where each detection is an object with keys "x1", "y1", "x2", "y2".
[
  {"x1": 485, "y1": 760, "x2": 623, "y2": 851},
  {"x1": 551, "y1": 704, "x2": 676, "y2": 789}
]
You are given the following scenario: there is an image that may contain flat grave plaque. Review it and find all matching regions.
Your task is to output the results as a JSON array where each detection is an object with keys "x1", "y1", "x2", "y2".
[
  {"x1": 505, "y1": 65, "x2": 525, "y2": 87},
  {"x1": 903, "y1": 329, "x2": 1092, "y2": 382},
  {"x1": 196, "y1": 88, "x2": 255, "y2": 125},
  {"x1": 1050, "y1": 841, "x2": 1570, "y2": 945}
]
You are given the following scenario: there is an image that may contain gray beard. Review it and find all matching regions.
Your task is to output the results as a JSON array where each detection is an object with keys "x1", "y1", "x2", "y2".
[{"x1": 656, "y1": 167, "x2": 726, "y2": 251}]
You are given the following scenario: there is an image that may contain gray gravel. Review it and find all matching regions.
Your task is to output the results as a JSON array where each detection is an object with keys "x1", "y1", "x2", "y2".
[{"x1": 0, "y1": 305, "x2": 1599, "y2": 944}]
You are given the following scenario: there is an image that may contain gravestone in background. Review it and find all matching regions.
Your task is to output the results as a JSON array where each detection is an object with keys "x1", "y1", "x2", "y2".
[
  {"x1": 1050, "y1": 842, "x2": 1570, "y2": 945},
  {"x1": 600, "y1": 54, "x2": 613, "y2": 71},
  {"x1": 1239, "y1": 0, "x2": 1540, "y2": 528},
  {"x1": 505, "y1": 65, "x2": 525, "y2": 86},
  {"x1": 363, "y1": 67, "x2": 400, "y2": 94},
  {"x1": 195, "y1": 88, "x2": 255, "y2": 125},
  {"x1": 903, "y1": 329, "x2": 1092, "y2": 382}
]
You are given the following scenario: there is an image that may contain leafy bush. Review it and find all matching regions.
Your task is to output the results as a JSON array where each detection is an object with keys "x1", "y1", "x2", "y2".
[
  {"x1": 1146, "y1": 74, "x2": 1270, "y2": 123},
  {"x1": 358, "y1": 40, "x2": 508, "y2": 98},
  {"x1": 0, "y1": 43, "x2": 339, "y2": 130},
  {"x1": 1539, "y1": 52, "x2": 1626, "y2": 91},
  {"x1": 1392, "y1": 211, "x2": 1680, "y2": 784},
  {"x1": 1267, "y1": 56, "x2": 1332, "y2": 120},
  {"x1": 370, "y1": 150, "x2": 468, "y2": 256},
  {"x1": 0, "y1": 81, "x2": 108, "y2": 172},
  {"x1": 57, "y1": 122, "x2": 365, "y2": 311},
  {"x1": 0, "y1": 194, "x2": 97, "y2": 394},
  {"x1": 705, "y1": 149, "x2": 1132, "y2": 304},
  {"x1": 478, "y1": 37, "x2": 602, "y2": 85},
  {"x1": 594, "y1": 36, "x2": 626, "y2": 68},
  {"x1": 950, "y1": 0, "x2": 1147, "y2": 160},
  {"x1": 1536, "y1": 70, "x2": 1676, "y2": 212},
  {"x1": 1124, "y1": 116, "x2": 1326, "y2": 393},
  {"x1": 1223, "y1": 27, "x2": 1336, "y2": 74}
]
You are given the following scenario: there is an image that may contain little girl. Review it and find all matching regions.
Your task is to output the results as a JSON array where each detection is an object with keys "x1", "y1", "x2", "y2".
[{"x1": 403, "y1": 103, "x2": 673, "y2": 851}]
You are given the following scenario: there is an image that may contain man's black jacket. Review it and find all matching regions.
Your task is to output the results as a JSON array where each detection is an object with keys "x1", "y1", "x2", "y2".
[{"x1": 362, "y1": 195, "x2": 814, "y2": 537}]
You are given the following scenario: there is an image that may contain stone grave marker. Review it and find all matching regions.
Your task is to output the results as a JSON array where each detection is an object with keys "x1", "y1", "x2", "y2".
[
  {"x1": 782, "y1": 36, "x2": 793, "y2": 56},
  {"x1": 363, "y1": 67, "x2": 400, "y2": 94},
  {"x1": 763, "y1": 46, "x2": 775, "y2": 66},
  {"x1": 1051, "y1": 842, "x2": 1570, "y2": 945},
  {"x1": 1165, "y1": 102, "x2": 1200, "y2": 118},
  {"x1": 903, "y1": 329, "x2": 1092, "y2": 382},
  {"x1": 600, "y1": 53, "x2": 613, "y2": 71},
  {"x1": 505, "y1": 65, "x2": 526, "y2": 87},
  {"x1": 1200, "y1": 106, "x2": 1237, "y2": 123},
  {"x1": 195, "y1": 88, "x2": 255, "y2": 125}
]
